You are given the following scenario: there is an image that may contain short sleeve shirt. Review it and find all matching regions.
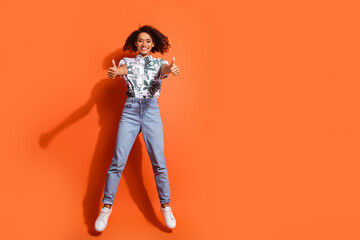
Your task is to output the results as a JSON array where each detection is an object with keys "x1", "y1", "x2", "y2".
[{"x1": 119, "y1": 54, "x2": 169, "y2": 98}]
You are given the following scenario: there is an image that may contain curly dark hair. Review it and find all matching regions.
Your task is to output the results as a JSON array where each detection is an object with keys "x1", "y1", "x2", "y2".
[{"x1": 123, "y1": 25, "x2": 171, "y2": 55}]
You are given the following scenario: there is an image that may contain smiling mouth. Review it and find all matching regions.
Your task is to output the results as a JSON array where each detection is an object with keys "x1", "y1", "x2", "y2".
[{"x1": 141, "y1": 48, "x2": 148, "y2": 51}]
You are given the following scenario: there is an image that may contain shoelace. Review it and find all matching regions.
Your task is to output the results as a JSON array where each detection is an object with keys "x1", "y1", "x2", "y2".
[
  {"x1": 164, "y1": 209, "x2": 175, "y2": 220},
  {"x1": 98, "y1": 211, "x2": 108, "y2": 222}
]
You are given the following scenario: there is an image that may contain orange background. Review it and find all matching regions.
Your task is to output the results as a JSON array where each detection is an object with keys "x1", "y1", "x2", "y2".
[{"x1": 1, "y1": 0, "x2": 360, "y2": 239}]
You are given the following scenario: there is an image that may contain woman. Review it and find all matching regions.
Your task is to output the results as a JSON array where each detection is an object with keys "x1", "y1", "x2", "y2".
[{"x1": 95, "y1": 25, "x2": 180, "y2": 232}]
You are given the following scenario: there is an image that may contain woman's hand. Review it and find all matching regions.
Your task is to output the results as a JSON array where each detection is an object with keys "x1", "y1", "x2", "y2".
[
  {"x1": 169, "y1": 57, "x2": 180, "y2": 76},
  {"x1": 161, "y1": 57, "x2": 180, "y2": 76},
  {"x1": 108, "y1": 59, "x2": 118, "y2": 79}
]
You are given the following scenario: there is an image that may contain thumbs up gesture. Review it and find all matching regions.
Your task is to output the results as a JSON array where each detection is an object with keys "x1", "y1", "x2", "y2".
[
  {"x1": 108, "y1": 59, "x2": 118, "y2": 79},
  {"x1": 169, "y1": 57, "x2": 180, "y2": 76}
]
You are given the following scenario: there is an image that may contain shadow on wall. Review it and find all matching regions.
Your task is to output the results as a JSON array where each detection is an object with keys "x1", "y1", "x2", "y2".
[{"x1": 38, "y1": 50, "x2": 171, "y2": 235}]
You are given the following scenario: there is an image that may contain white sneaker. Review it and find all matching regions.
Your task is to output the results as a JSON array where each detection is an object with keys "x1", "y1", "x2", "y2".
[
  {"x1": 160, "y1": 206, "x2": 176, "y2": 229},
  {"x1": 95, "y1": 207, "x2": 112, "y2": 232}
]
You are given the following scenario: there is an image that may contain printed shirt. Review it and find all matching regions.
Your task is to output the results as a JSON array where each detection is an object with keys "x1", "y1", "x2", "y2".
[{"x1": 119, "y1": 54, "x2": 169, "y2": 98}]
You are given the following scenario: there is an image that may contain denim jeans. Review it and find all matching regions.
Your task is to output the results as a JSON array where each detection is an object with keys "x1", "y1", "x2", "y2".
[{"x1": 102, "y1": 97, "x2": 171, "y2": 205}]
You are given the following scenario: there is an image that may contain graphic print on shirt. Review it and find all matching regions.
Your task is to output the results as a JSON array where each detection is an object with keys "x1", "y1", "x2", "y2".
[{"x1": 119, "y1": 54, "x2": 169, "y2": 98}]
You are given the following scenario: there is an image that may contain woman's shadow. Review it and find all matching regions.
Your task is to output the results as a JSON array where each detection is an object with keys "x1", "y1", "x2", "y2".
[{"x1": 39, "y1": 50, "x2": 171, "y2": 235}]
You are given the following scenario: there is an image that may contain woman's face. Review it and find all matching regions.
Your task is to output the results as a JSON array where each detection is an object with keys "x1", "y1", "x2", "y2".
[{"x1": 134, "y1": 32, "x2": 155, "y2": 57}]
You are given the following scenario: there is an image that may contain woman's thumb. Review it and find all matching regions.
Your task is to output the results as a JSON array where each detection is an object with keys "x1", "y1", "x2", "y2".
[
  {"x1": 170, "y1": 57, "x2": 175, "y2": 66},
  {"x1": 112, "y1": 59, "x2": 116, "y2": 68}
]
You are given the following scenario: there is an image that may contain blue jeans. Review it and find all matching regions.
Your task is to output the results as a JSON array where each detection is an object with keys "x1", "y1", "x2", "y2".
[{"x1": 102, "y1": 97, "x2": 171, "y2": 205}]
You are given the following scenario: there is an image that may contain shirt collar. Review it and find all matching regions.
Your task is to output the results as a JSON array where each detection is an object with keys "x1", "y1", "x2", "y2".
[{"x1": 136, "y1": 54, "x2": 153, "y2": 61}]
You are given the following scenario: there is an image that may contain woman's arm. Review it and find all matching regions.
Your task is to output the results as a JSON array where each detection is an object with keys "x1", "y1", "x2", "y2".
[
  {"x1": 161, "y1": 64, "x2": 171, "y2": 74},
  {"x1": 116, "y1": 64, "x2": 128, "y2": 76},
  {"x1": 108, "y1": 59, "x2": 128, "y2": 79}
]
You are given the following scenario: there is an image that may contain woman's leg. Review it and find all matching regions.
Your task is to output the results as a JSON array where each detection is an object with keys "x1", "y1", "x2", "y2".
[
  {"x1": 102, "y1": 100, "x2": 141, "y2": 206},
  {"x1": 141, "y1": 99, "x2": 171, "y2": 205}
]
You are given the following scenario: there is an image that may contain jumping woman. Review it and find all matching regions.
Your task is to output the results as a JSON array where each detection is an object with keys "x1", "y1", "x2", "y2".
[{"x1": 95, "y1": 25, "x2": 180, "y2": 232}]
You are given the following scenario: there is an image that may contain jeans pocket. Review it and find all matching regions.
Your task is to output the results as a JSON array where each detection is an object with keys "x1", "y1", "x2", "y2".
[{"x1": 149, "y1": 101, "x2": 159, "y2": 109}]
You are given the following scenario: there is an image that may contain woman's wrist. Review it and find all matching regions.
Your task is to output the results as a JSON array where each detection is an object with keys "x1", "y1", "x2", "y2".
[{"x1": 161, "y1": 64, "x2": 171, "y2": 74}]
